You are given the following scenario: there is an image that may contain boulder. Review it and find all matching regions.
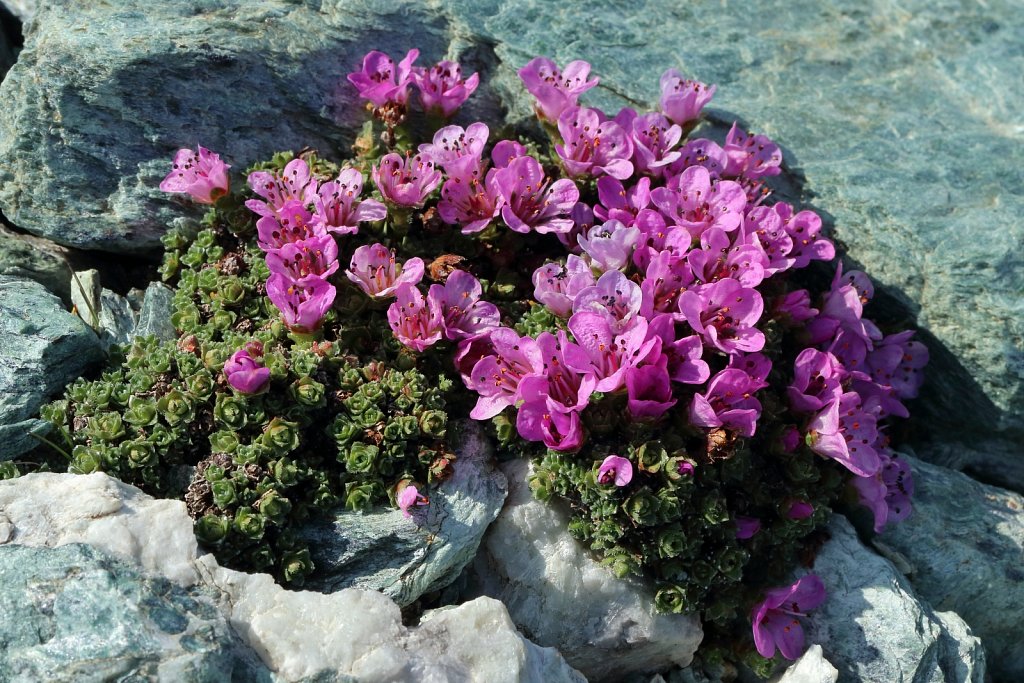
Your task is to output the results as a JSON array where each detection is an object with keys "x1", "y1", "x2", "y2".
[
  {"x1": 298, "y1": 420, "x2": 508, "y2": 607},
  {"x1": 0, "y1": 274, "x2": 105, "y2": 462},
  {"x1": 0, "y1": 224, "x2": 70, "y2": 301},
  {"x1": 0, "y1": 471, "x2": 584, "y2": 682},
  {"x1": 774, "y1": 645, "x2": 838, "y2": 683},
  {"x1": 877, "y1": 454, "x2": 1024, "y2": 680},
  {"x1": 466, "y1": 459, "x2": 703, "y2": 682},
  {"x1": 804, "y1": 516, "x2": 985, "y2": 682}
]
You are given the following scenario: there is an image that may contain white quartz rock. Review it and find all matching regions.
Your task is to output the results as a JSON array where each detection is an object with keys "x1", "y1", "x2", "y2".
[{"x1": 774, "y1": 644, "x2": 838, "y2": 683}]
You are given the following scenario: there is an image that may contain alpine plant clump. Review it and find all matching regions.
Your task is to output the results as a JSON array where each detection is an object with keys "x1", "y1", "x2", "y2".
[{"x1": 31, "y1": 48, "x2": 926, "y2": 672}]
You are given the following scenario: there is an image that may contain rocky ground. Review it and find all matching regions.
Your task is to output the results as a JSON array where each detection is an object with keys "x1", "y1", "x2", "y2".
[{"x1": 0, "y1": 1, "x2": 1021, "y2": 681}]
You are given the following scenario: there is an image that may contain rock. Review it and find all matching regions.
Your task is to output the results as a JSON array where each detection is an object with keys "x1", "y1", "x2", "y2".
[
  {"x1": 877, "y1": 454, "x2": 1024, "y2": 681},
  {"x1": 0, "y1": 543, "x2": 264, "y2": 682},
  {"x1": 98, "y1": 287, "x2": 138, "y2": 346},
  {"x1": 773, "y1": 645, "x2": 838, "y2": 683},
  {"x1": 69, "y1": 268, "x2": 101, "y2": 328},
  {"x1": 69, "y1": 267, "x2": 139, "y2": 349},
  {"x1": 132, "y1": 281, "x2": 177, "y2": 341},
  {"x1": 0, "y1": 224, "x2": 70, "y2": 301},
  {"x1": 0, "y1": 275, "x2": 104, "y2": 462},
  {"x1": 298, "y1": 420, "x2": 508, "y2": 607},
  {"x1": 1, "y1": 0, "x2": 32, "y2": 23},
  {"x1": 466, "y1": 458, "x2": 703, "y2": 682},
  {"x1": 804, "y1": 516, "x2": 985, "y2": 682},
  {"x1": 0, "y1": 470, "x2": 584, "y2": 682}
]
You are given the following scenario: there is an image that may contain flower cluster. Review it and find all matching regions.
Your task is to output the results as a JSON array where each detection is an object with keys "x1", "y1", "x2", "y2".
[{"x1": 348, "y1": 48, "x2": 479, "y2": 120}]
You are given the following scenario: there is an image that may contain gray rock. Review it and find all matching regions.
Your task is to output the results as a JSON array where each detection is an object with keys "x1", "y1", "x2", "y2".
[
  {"x1": 877, "y1": 453, "x2": 1024, "y2": 680},
  {"x1": 805, "y1": 516, "x2": 985, "y2": 682},
  {"x1": 98, "y1": 287, "x2": 138, "y2": 346},
  {"x1": 299, "y1": 420, "x2": 508, "y2": 607},
  {"x1": 773, "y1": 645, "x2": 838, "y2": 683},
  {"x1": 0, "y1": 543, "x2": 263, "y2": 682},
  {"x1": 1, "y1": 0, "x2": 33, "y2": 23},
  {"x1": 69, "y1": 267, "x2": 138, "y2": 349},
  {"x1": 0, "y1": 471, "x2": 585, "y2": 682},
  {"x1": 0, "y1": 224, "x2": 69, "y2": 301},
  {"x1": 133, "y1": 281, "x2": 177, "y2": 341},
  {"x1": 0, "y1": 275, "x2": 104, "y2": 461},
  {"x1": 467, "y1": 458, "x2": 703, "y2": 682}
]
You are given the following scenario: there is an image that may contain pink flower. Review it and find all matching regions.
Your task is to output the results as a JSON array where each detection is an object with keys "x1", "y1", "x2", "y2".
[
  {"x1": 347, "y1": 49, "x2": 419, "y2": 107},
  {"x1": 159, "y1": 146, "x2": 230, "y2": 204},
  {"x1": 650, "y1": 165, "x2": 747, "y2": 239},
  {"x1": 437, "y1": 172, "x2": 503, "y2": 235},
  {"x1": 689, "y1": 368, "x2": 763, "y2": 438},
  {"x1": 246, "y1": 158, "x2": 317, "y2": 219},
  {"x1": 313, "y1": 168, "x2": 387, "y2": 235},
  {"x1": 678, "y1": 461, "x2": 695, "y2": 476},
  {"x1": 493, "y1": 155, "x2": 580, "y2": 234},
  {"x1": 785, "y1": 500, "x2": 815, "y2": 520},
  {"x1": 629, "y1": 111, "x2": 683, "y2": 176},
  {"x1": 723, "y1": 123, "x2": 782, "y2": 180},
  {"x1": 419, "y1": 123, "x2": 489, "y2": 180},
  {"x1": 223, "y1": 343, "x2": 270, "y2": 395},
  {"x1": 397, "y1": 483, "x2": 429, "y2": 518},
  {"x1": 255, "y1": 200, "x2": 326, "y2": 254},
  {"x1": 265, "y1": 273, "x2": 336, "y2": 333},
  {"x1": 518, "y1": 57, "x2": 599, "y2": 123},
  {"x1": 678, "y1": 278, "x2": 765, "y2": 355},
  {"x1": 597, "y1": 455, "x2": 633, "y2": 486},
  {"x1": 659, "y1": 70, "x2": 716, "y2": 127},
  {"x1": 515, "y1": 402, "x2": 584, "y2": 451},
  {"x1": 265, "y1": 234, "x2": 339, "y2": 281},
  {"x1": 578, "y1": 219, "x2": 642, "y2": 273},
  {"x1": 626, "y1": 360, "x2": 677, "y2": 420},
  {"x1": 412, "y1": 60, "x2": 480, "y2": 118},
  {"x1": 555, "y1": 106, "x2": 634, "y2": 180},
  {"x1": 467, "y1": 328, "x2": 543, "y2": 420},
  {"x1": 346, "y1": 243, "x2": 425, "y2": 298},
  {"x1": 387, "y1": 283, "x2": 444, "y2": 352},
  {"x1": 532, "y1": 254, "x2": 596, "y2": 318},
  {"x1": 565, "y1": 310, "x2": 655, "y2": 393},
  {"x1": 752, "y1": 575, "x2": 827, "y2": 660},
  {"x1": 372, "y1": 153, "x2": 442, "y2": 209},
  {"x1": 428, "y1": 270, "x2": 500, "y2": 341}
]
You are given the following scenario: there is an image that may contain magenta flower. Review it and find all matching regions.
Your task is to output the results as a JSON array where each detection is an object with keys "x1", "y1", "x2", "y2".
[
  {"x1": 853, "y1": 454, "x2": 914, "y2": 532},
  {"x1": 387, "y1": 283, "x2": 444, "y2": 352},
  {"x1": 597, "y1": 455, "x2": 633, "y2": 486},
  {"x1": 418, "y1": 123, "x2": 489, "y2": 180},
  {"x1": 687, "y1": 227, "x2": 768, "y2": 290},
  {"x1": 223, "y1": 343, "x2": 270, "y2": 395},
  {"x1": 428, "y1": 270, "x2": 500, "y2": 341},
  {"x1": 774, "y1": 289, "x2": 818, "y2": 324},
  {"x1": 723, "y1": 123, "x2": 782, "y2": 180},
  {"x1": 752, "y1": 575, "x2": 827, "y2": 660},
  {"x1": 650, "y1": 165, "x2": 747, "y2": 239},
  {"x1": 515, "y1": 401, "x2": 584, "y2": 451},
  {"x1": 689, "y1": 368, "x2": 763, "y2": 438},
  {"x1": 638, "y1": 249, "x2": 696, "y2": 317},
  {"x1": 159, "y1": 146, "x2": 230, "y2": 204},
  {"x1": 629, "y1": 111, "x2": 683, "y2": 176},
  {"x1": 518, "y1": 57, "x2": 599, "y2": 123},
  {"x1": 577, "y1": 219, "x2": 642, "y2": 272},
  {"x1": 265, "y1": 273, "x2": 336, "y2": 333},
  {"x1": 787, "y1": 348, "x2": 844, "y2": 414},
  {"x1": 518, "y1": 331, "x2": 596, "y2": 414},
  {"x1": 347, "y1": 49, "x2": 419, "y2": 107},
  {"x1": 555, "y1": 106, "x2": 634, "y2": 180},
  {"x1": 493, "y1": 155, "x2": 580, "y2": 234},
  {"x1": 246, "y1": 158, "x2": 317, "y2": 219},
  {"x1": 659, "y1": 70, "x2": 716, "y2": 127},
  {"x1": 372, "y1": 152, "x2": 442, "y2": 208},
  {"x1": 412, "y1": 59, "x2": 480, "y2": 118},
  {"x1": 594, "y1": 175, "x2": 653, "y2": 225},
  {"x1": 785, "y1": 500, "x2": 815, "y2": 520},
  {"x1": 668, "y1": 138, "x2": 728, "y2": 178},
  {"x1": 807, "y1": 391, "x2": 882, "y2": 477},
  {"x1": 265, "y1": 234, "x2": 340, "y2": 282},
  {"x1": 678, "y1": 278, "x2": 765, "y2": 355},
  {"x1": 866, "y1": 331, "x2": 929, "y2": 400},
  {"x1": 346, "y1": 243, "x2": 425, "y2": 299},
  {"x1": 626, "y1": 360, "x2": 677, "y2": 420},
  {"x1": 735, "y1": 516, "x2": 761, "y2": 540},
  {"x1": 565, "y1": 311, "x2": 655, "y2": 393},
  {"x1": 532, "y1": 255, "x2": 596, "y2": 318},
  {"x1": 678, "y1": 461, "x2": 695, "y2": 476},
  {"x1": 397, "y1": 483, "x2": 428, "y2": 518},
  {"x1": 313, "y1": 168, "x2": 387, "y2": 235},
  {"x1": 644, "y1": 314, "x2": 709, "y2": 385},
  {"x1": 491, "y1": 139, "x2": 528, "y2": 169},
  {"x1": 438, "y1": 172, "x2": 503, "y2": 234},
  {"x1": 467, "y1": 328, "x2": 543, "y2": 420},
  {"x1": 774, "y1": 203, "x2": 835, "y2": 269},
  {"x1": 256, "y1": 200, "x2": 324, "y2": 253},
  {"x1": 573, "y1": 269, "x2": 644, "y2": 329}
]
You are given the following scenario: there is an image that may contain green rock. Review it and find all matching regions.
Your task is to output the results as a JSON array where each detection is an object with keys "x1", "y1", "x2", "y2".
[
  {"x1": 133, "y1": 281, "x2": 177, "y2": 342},
  {"x1": 0, "y1": 543, "x2": 268, "y2": 682},
  {"x1": 0, "y1": 275, "x2": 104, "y2": 461},
  {"x1": 298, "y1": 421, "x2": 507, "y2": 606},
  {"x1": 0, "y1": 224, "x2": 69, "y2": 301}
]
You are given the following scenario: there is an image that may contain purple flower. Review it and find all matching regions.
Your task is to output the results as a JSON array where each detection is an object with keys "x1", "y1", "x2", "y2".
[
  {"x1": 775, "y1": 203, "x2": 834, "y2": 269},
  {"x1": 494, "y1": 155, "x2": 580, "y2": 234},
  {"x1": 629, "y1": 111, "x2": 683, "y2": 176},
  {"x1": 853, "y1": 454, "x2": 914, "y2": 532},
  {"x1": 594, "y1": 175, "x2": 653, "y2": 225},
  {"x1": 866, "y1": 331, "x2": 929, "y2": 400},
  {"x1": 412, "y1": 59, "x2": 480, "y2": 118},
  {"x1": 668, "y1": 138, "x2": 728, "y2": 178},
  {"x1": 785, "y1": 500, "x2": 815, "y2": 520},
  {"x1": 159, "y1": 146, "x2": 230, "y2": 204},
  {"x1": 372, "y1": 152, "x2": 442, "y2": 208},
  {"x1": 246, "y1": 159, "x2": 317, "y2": 219},
  {"x1": 807, "y1": 391, "x2": 882, "y2": 477},
  {"x1": 397, "y1": 483, "x2": 428, "y2": 518},
  {"x1": 223, "y1": 343, "x2": 270, "y2": 395},
  {"x1": 597, "y1": 455, "x2": 633, "y2": 486},
  {"x1": 577, "y1": 219, "x2": 642, "y2": 272},
  {"x1": 723, "y1": 123, "x2": 782, "y2": 180},
  {"x1": 644, "y1": 314, "x2": 709, "y2": 385},
  {"x1": 639, "y1": 249, "x2": 695, "y2": 317},
  {"x1": 774, "y1": 289, "x2": 818, "y2": 324},
  {"x1": 689, "y1": 368, "x2": 763, "y2": 437},
  {"x1": 255, "y1": 200, "x2": 324, "y2": 253},
  {"x1": 265, "y1": 273, "x2": 335, "y2": 333},
  {"x1": 787, "y1": 348, "x2": 844, "y2": 414},
  {"x1": 650, "y1": 166, "x2": 747, "y2": 239},
  {"x1": 467, "y1": 328, "x2": 543, "y2": 420},
  {"x1": 418, "y1": 123, "x2": 489, "y2": 180},
  {"x1": 573, "y1": 269, "x2": 644, "y2": 329},
  {"x1": 565, "y1": 311, "x2": 655, "y2": 393},
  {"x1": 687, "y1": 227, "x2": 768, "y2": 290},
  {"x1": 265, "y1": 234, "x2": 339, "y2": 282},
  {"x1": 741, "y1": 204, "x2": 794, "y2": 275},
  {"x1": 659, "y1": 70, "x2": 716, "y2": 127},
  {"x1": 347, "y1": 49, "x2": 419, "y2": 107},
  {"x1": 491, "y1": 139, "x2": 528, "y2": 169},
  {"x1": 626, "y1": 360, "x2": 677, "y2": 420},
  {"x1": 752, "y1": 575, "x2": 827, "y2": 660},
  {"x1": 346, "y1": 243, "x2": 425, "y2": 299},
  {"x1": 518, "y1": 331, "x2": 596, "y2": 414},
  {"x1": 532, "y1": 254, "x2": 596, "y2": 318},
  {"x1": 437, "y1": 172, "x2": 503, "y2": 235},
  {"x1": 387, "y1": 283, "x2": 444, "y2": 352},
  {"x1": 735, "y1": 516, "x2": 761, "y2": 539},
  {"x1": 678, "y1": 461, "x2": 695, "y2": 476},
  {"x1": 428, "y1": 270, "x2": 500, "y2": 341},
  {"x1": 515, "y1": 402, "x2": 584, "y2": 451},
  {"x1": 518, "y1": 57, "x2": 599, "y2": 123},
  {"x1": 678, "y1": 278, "x2": 765, "y2": 355},
  {"x1": 313, "y1": 168, "x2": 387, "y2": 235},
  {"x1": 555, "y1": 106, "x2": 634, "y2": 180}
]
